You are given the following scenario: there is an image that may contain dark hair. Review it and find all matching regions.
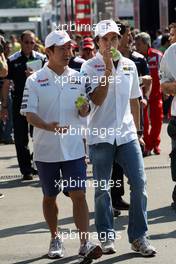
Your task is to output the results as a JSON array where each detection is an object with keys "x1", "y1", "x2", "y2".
[
  {"x1": 94, "y1": 36, "x2": 99, "y2": 50},
  {"x1": 47, "y1": 45, "x2": 55, "y2": 52},
  {"x1": 115, "y1": 19, "x2": 130, "y2": 36},
  {"x1": 20, "y1": 30, "x2": 35, "y2": 41},
  {"x1": 45, "y1": 45, "x2": 55, "y2": 59},
  {"x1": 161, "y1": 34, "x2": 170, "y2": 46}
]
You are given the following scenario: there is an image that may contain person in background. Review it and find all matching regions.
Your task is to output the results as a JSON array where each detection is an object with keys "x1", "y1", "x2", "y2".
[
  {"x1": 69, "y1": 37, "x2": 95, "y2": 72},
  {"x1": 169, "y1": 23, "x2": 176, "y2": 45},
  {"x1": 1, "y1": 31, "x2": 46, "y2": 180},
  {"x1": 135, "y1": 32, "x2": 163, "y2": 156},
  {"x1": 159, "y1": 34, "x2": 170, "y2": 53},
  {"x1": 152, "y1": 29, "x2": 162, "y2": 49},
  {"x1": 111, "y1": 20, "x2": 151, "y2": 217},
  {"x1": 34, "y1": 37, "x2": 45, "y2": 54},
  {"x1": 0, "y1": 40, "x2": 14, "y2": 144},
  {"x1": 80, "y1": 37, "x2": 96, "y2": 60},
  {"x1": 9, "y1": 34, "x2": 21, "y2": 55},
  {"x1": 0, "y1": 35, "x2": 8, "y2": 77},
  {"x1": 162, "y1": 25, "x2": 176, "y2": 121},
  {"x1": 160, "y1": 42, "x2": 176, "y2": 210},
  {"x1": 0, "y1": 35, "x2": 8, "y2": 199},
  {"x1": 159, "y1": 34, "x2": 172, "y2": 122}
]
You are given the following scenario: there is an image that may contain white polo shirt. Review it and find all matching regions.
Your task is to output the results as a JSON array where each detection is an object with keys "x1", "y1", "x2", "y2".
[
  {"x1": 80, "y1": 51, "x2": 141, "y2": 146},
  {"x1": 160, "y1": 43, "x2": 176, "y2": 116},
  {"x1": 20, "y1": 63, "x2": 86, "y2": 162}
]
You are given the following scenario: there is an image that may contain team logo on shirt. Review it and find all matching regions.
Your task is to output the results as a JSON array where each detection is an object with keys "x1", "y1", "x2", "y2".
[
  {"x1": 94, "y1": 64, "x2": 105, "y2": 71},
  {"x1": 120, "y1": 65, "x2": 134, "y2": 75},
  {"x1": 37, "y1": 78, "x2": 49, "y2": 87},
  {"x1": 38, "y1": 78, "x2": 49, "y2": 83}
]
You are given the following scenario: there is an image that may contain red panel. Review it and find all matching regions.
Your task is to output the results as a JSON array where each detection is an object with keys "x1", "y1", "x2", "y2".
[{"x1": 75, "y1": 0, "x2": 91, "y2": 35}]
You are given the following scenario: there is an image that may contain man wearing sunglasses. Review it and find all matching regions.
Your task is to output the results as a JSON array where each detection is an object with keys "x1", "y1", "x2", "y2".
[{"x1": 1, "y1": 31, "x2": 46, "y2": 180}]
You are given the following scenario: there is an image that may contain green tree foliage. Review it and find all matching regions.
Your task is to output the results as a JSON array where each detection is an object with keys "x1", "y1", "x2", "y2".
[{"x1": 0, "y1": 0, "x2": 40, "y2": 9}]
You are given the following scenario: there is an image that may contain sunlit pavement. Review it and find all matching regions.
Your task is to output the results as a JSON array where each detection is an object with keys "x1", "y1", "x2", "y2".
[{"x1": 0, "y1": 123, "x2": 175, "y2": 264}]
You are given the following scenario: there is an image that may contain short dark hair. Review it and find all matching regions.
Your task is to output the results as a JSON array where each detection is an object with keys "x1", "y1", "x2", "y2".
[
  {"x1": 47, "y1": 45, "x2": 55, "y2": 51},
  {"x1": 94, "y1": 36, "x2": 99, "y2": 50},
  {"x1": 20, "y1": 30, "x2": 35, "y2": 41},
  {"x1": 115, "y1": 20, "x2": 130, "y2": 36},
  {"x1": 161, "y1": 34, "x2": 170, "y2": 46}
]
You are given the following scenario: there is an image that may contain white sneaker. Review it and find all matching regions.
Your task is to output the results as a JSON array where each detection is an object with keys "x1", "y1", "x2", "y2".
[
  {"x1": 78, "y1": 241, "x2": 102, "y2": 263},
  {"x1": 101, "y1": 240, "x2": 116, "y2": 254},
  {"x1": 131, "y1": 236, "x2": 157, "y2": 256},
  {"x1": 48, "y1": 236, "x2": 65, "y2": 259}
]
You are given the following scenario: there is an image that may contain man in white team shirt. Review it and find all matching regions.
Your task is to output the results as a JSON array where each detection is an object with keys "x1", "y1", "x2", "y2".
[
  {"x1": 20, "y1": 30, "x2": 102, "y2": 263},
  {"x1": 81, "y1": 20, "x2": 156, "y2": 257},
  {"x1": 160, "y1": 42, "x2": 176, "y2": 209}
]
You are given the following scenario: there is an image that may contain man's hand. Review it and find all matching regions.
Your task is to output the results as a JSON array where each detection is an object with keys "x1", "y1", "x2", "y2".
[
  {"x1": 141, "y1": 75, "x2": 152, "y2": 98},
  {"x1": 138, "y1": 135, "x2": 145, "y2": 147},
  {"x1": 26, "y1": 112, "x2": 69, "y2": 133},
  {"x1": 141, "y1": 98, "x2": 148, "y2": 107},
  {"x1": 25, "y1": 68, "x2": 34, "y2": 77},
  {"x1": 102, "y1": 49, "x2": 113, "y2": 72},
  {"x1": 78, "y1": 102, "x2": 90, "y2": 117},
  {"x1": 142, "y1": 75, "x2": 152, "y2": 87},
  {"x1": 44, "y1": 122, "x2": 69, "y2": 133}
]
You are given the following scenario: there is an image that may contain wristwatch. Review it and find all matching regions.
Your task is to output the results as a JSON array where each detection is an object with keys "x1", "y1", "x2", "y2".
[{"x1": 137, "y1": 130, "x2": 143, "y2": 136}]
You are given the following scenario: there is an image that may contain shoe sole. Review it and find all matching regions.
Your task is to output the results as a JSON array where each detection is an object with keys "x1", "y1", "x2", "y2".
[
  {"x1": 22, "y1": 178, "x2": 33, "y2": 181},
  {"x1": 48, "y1": 253, "x2": 64, "y2": 259},
  {"x1": 102, "y1": 248, "x2": 116, "y2": 255},
  {"x1": 79, "y1": 245, "x2": 102, "y2": 263},
  {"x1": 131, "y1": 246, "x2": 157, "y2": 257}
]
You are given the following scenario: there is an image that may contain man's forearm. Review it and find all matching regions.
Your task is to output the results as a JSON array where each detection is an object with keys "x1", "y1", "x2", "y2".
[
  {"x1": 90, "y1": 69, "x2": 112, "y2": 106},
  {"x1": 161, "y1": 81, "x2": 176, "y2": 95},
  {"x1": 0, "y1": 53, "x2": 8, "y2": 77},
  {"x1": 130, "y1": 98, "x2": 140, "y2": 131},
  {"x1": 26, "y1": 112, "x2": 48, "y2": 130}
]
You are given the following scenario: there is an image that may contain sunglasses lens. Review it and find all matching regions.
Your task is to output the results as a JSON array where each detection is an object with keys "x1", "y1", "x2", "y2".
[{"x1": 24, "y1": 41, "x2": 35, "y2": 44}]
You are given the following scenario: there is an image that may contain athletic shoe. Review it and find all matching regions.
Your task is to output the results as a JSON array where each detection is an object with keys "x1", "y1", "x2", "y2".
[
  {"x1": 101, "y1": 240, "x2": 116, "y2": 254},
  {"x1": 78, "y1": 241, "x2": 102, "y2": 263},
  {"x1": 48, "y1": 236, "x2": 65, "y2": 259},
  {"x1": 131, "y1": 236, "x2": 156, "y2": 256}
]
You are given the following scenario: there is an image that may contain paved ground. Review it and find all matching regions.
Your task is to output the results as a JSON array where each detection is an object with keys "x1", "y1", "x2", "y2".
[{"x1": 0, "y1": 123, "x2": 176, "y2": 264}]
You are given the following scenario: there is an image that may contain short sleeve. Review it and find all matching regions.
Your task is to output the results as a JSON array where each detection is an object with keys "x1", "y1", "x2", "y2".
[
  {"x1": 160, "y1": 55, "x2": 174, "y2": 84},
  {"x1": 20, "y1": 76, "x2": 38, "y2": 115},
  {"x1": 130, "y1": 64, "x2": 142, "y2": 99}
]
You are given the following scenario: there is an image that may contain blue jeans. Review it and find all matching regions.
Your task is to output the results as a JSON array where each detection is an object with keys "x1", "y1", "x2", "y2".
[{"x1": 89, "y1": 139, "x2": 148, "y2": 243}]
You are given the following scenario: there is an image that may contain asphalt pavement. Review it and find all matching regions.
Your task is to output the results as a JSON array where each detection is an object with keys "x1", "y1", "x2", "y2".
[{"x1": 0, "y1": 123, "x2": 176, "y2": 264}]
